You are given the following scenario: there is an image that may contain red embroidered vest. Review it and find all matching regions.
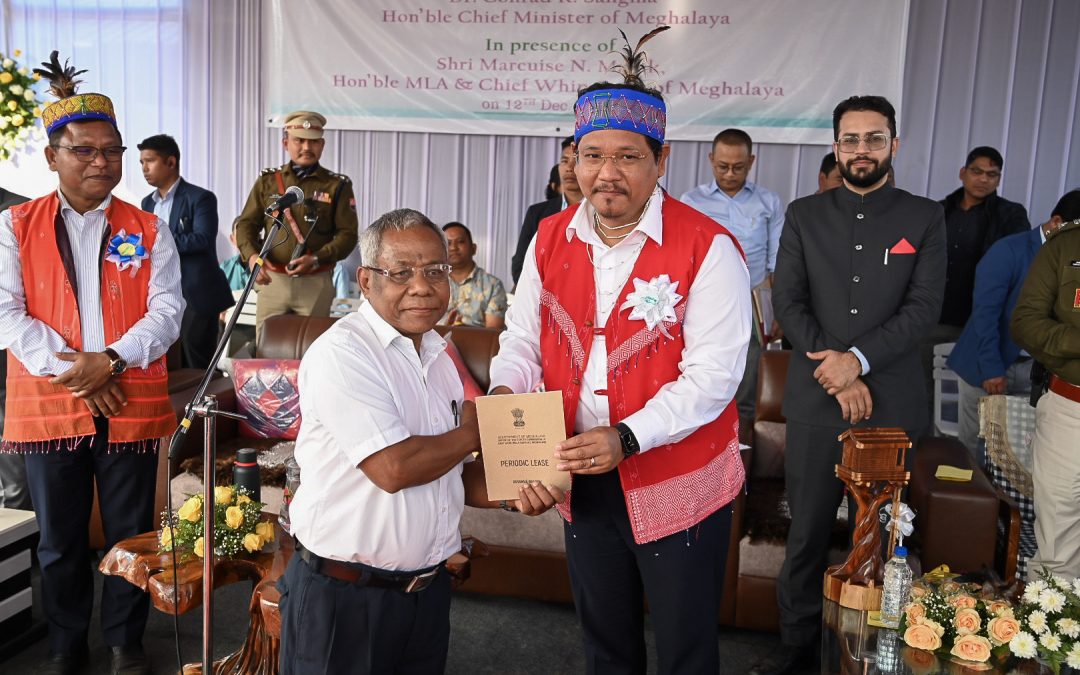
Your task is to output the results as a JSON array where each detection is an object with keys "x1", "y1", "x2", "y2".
[
  {"x1": 3, "y1": 193, "x2": 176, "y2": 448},
  {"x1": 536, "y1": 195, "x2": 746, "y2": 544}
]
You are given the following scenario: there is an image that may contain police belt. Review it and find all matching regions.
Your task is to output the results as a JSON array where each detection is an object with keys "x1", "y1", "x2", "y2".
[
  {"x1": 295, "y1": 540, "x2": 443, "y2": 593},
  {"x1": 262, "y1": 259, "x2": 334, "y2": 276},
  {"x1": 1049, "y1": 374, "x2": 1080, "y2": 404}
]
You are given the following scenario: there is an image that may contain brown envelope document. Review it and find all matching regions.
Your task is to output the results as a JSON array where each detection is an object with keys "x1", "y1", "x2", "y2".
[{"x1": 476, "y1": 390, "x2": 570, "y2": 501}]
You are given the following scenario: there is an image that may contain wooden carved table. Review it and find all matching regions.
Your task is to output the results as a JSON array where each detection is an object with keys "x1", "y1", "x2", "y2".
[{"x1": 99, "y1": 521, "x2": 291, "y2": 675}]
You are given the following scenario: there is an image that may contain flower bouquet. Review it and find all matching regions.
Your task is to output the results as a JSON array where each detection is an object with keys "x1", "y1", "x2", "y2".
[
  {"x1": 0, "y1": 49, "x2": 43, "y2": 161},
  {"x1": 899, "y1": 576, "x2": 1018, "y2": 670},
  {"x1": 1006, "y1": 569, "x2": 1080, "y2": 674},
  {"x1": 160, "y1": 485, "x2": 273, "y2": 559}
]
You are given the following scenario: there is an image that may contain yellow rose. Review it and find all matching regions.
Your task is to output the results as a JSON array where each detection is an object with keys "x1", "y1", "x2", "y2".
[
  {"x1": 0, "y1": 72, "x2": 11, "y2": 84},
  {"x1": 986, "y1": 615, "x2": 1020, "y2": 646},
  {"x1": 214, "y1": 486, "x2": 234, "y2": 505},
  {"x1": 948, "y1": 593, "x2": 977, "y2": 609},
  {"x1": 949, "y1": 634, "x2": 992, "y2": 663},
  {"x1": 178, "y1": 496, "x2": 202, "y2": 522},
  {"x1": 255, "y1": 521, "x2": 275, "y2": 543},
  {"x1": 225, "y1": 505, "x2": 244, "y2": 529},
  {"x1": 159, "y1": 526, "x2": 175, "y2": 551},
  {"x1": 9, "y1": 84, "x2": 21, "y2": 96},
  {"x1": 6, "y1": 100, "x2": 16, "y2": 111},
  {"x1": 904, "y1": 623, "x2": 943, "y2": 651},
  {"x1": 17, "y1": 68, "x2": 26, "y2": 76},
  {"x1": 243, "y1": 532, "x2": 263, "y2": 553},
  {"x1": 11, "y1": 115, "x2": 23, "y2": 127},
  {"x1": 22, "y1": 90, "x2": 32, "y2": 101},
  {"x1": 13, "y1": 49, "x2": 20, "y2": 57},
  {"x1": 193, "y1": 536, "x2": 205, "y2": 558},
  {"x1": 236, "y1": 494, "x2": 252, "y2": 505},
  {"x1": 954, "y1": 607, "x2": 982, "y2": 635},
  {"x1": 32, "y1": 73, "x2": 40, "y2": 81},
  {"x1": 32, "y1": 106, "x2": 40, "y2": 117}
]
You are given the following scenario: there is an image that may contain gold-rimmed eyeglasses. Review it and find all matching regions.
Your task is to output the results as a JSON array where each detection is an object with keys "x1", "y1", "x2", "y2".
[
  {"x1": 364, "y1": 263, "x2": 452, "y2": 285},
  {"x1": 836, "y1": 133, "x2": 890, "y2": 153},
  {"x1": 575, "y1": 152, "x2": 650, "y2": 171}
]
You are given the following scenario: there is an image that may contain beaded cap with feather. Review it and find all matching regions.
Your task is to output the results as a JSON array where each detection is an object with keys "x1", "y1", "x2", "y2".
[
  {"x1": 573, "y1": 26, "x2": 670, "y2": 144},
  {"x1": 32, "y1": 50, "x2": 116, "y2": 136}
]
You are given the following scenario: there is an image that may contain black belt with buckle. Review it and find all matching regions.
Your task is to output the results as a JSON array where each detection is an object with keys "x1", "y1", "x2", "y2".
[{"x1": 296, "y1": 542, "x2": 442, "y2": 593}]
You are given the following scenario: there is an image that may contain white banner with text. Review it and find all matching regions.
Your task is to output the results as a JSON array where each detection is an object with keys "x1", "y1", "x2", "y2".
[{"x1": 265, "y1": 0, "x2": 909, "y2": 144}]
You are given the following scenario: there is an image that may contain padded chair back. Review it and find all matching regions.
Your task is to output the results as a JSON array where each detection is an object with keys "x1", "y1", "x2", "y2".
[
  {"x1": 752, "y1": 349, "x2": 789, "y2": 480},
  {"x1": 255, "y1": 314, "x2": 502, "y2": 391}
]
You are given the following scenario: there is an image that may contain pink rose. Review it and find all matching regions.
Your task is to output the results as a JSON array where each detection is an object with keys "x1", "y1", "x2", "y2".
[
  {"x1": 904, "y1": 623, "x2": 943, "y2": 651},
  {"x1": 910, "y1": 585, "x2": 928, "y2": 599},
  {"x1": 902, "y1": 645, "x2": 940, "y2": 675},
  {"x1": 906, "y1": 602, "x2": 926, "y2": 623},
  {"x1": 950, "y1": 634, "x2": 992, "y2": 663},
  {"x1": 987, "y1": 600, "x2": 1011, "y2": 616},
  {"x1": 941, "y1": 581, "x2": 962, "y2": 595},
  {"x1": 954, "y1": 607, "x2": 982, "y2": 635},
  {"x1": 948, "y1": 593, "x2": 977, "y2": 609},
  {"x1": 986, "y1": 616, "x2": 1020, "y2": 646}
]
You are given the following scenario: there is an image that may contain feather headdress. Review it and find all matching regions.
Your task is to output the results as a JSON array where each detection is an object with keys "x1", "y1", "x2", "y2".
[
  {"x1": 32, "y1": 50, "x2": 116, "y2": 135},
  {"x1": 573, "y1": 26, "x2": 669, "y2": 144},
  {"x1": 33, "y1": 50, "x2": 87, "y2": 100},
  {"x1": 609, "y1": 26, "x2": 669, "y2": 88}
]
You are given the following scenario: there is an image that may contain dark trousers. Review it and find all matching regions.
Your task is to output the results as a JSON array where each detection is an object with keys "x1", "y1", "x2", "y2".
[
  {"x1": 180, "y1": 306, "x2": 221, "y2": 370},
  {"x1": 23, "y1": 417, "x2": 158, "y2": 654},
  {"x1": 278, "y1": 553, "x2": 452, "y2": 675},
  {"x1": 564, "y1": 469, "x2": 732, "y2": 675},
  {"x1": 777, "y1": 421, "x2": 922, "y2": 647}
]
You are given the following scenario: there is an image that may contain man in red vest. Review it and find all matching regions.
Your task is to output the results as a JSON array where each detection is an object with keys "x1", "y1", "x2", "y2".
[
  {"x1": 488, "y1": 29, "x2": 751, "y2": 674},
  {"x1": 0, "y1": 53, "x2": 183, "y2": 675}
]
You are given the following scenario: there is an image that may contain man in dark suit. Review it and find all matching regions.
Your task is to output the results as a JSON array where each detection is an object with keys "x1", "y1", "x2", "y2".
[
  {"x1": 138, "y1": 134, "x2": 233, "y2": 369},
  {"x1": 759, "y1": 96, "x2": 947, "y2": 675},
  {"x1": 948, "y1": 190, "x2": 1080, "y2": 455},
  {"x1": 509, "y1": 136, "x2": 584, "y2": 287},
  {"x1": 0, "y1": 186, "x2": 28, "y2": 213}
]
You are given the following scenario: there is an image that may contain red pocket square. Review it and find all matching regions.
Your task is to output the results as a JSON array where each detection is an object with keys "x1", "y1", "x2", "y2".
[{"x1": 890, "y1": 238, "x2": 916, "y2": 254}]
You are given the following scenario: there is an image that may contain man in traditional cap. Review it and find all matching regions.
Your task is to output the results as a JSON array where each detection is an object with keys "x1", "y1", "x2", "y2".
[
  {"x1": 0, "y1": 52, "x2": 184, "y2": 674},
  {"x1": 488, "y1": 27, "x2": 751, "y2": 674},
  {"x1": 234, "y1": 110, "x2": 359, "y2": 335}
]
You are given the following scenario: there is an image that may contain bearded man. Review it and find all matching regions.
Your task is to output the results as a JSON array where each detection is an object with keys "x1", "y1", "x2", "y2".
[{"x1": 756, "y1": 95, "x2": 947, "y2": 675}]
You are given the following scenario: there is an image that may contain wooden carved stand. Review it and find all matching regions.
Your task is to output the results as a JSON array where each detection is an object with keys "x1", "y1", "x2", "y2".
[{"x1": 823, "y1": 428, "x2": 910, "y2": 610}]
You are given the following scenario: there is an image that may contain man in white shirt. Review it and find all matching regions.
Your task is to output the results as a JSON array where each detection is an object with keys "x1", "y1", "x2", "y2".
[
  {"x1": 488, "y1": 32, "x2": 751, "y2": 674},
  {"x1": 279, "y1": 208, "x2": 560, "y2": 675}
]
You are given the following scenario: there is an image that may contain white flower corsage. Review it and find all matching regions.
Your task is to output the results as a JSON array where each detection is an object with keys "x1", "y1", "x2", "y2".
[
  {"x1": 105, "y1": 230, "x2": 149, "y2": 275},
  {"x1": 620, "y1": 274, "x2": 683, "y2": 338}
]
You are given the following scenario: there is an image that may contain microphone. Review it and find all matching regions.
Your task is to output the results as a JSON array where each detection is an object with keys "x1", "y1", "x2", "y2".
[{"x1": 265, "y1": 185, "x2": 304, "y2": 213}]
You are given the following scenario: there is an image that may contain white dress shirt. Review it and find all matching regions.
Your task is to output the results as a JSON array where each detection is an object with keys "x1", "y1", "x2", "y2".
[
  {"x1": 149, "y1": 178, "x2": 180, "y2": 225},
  {"x1": 288, "y1": 301, "x2": 469, "y2": 571},
  {"x1": 490, "y1": 187, "x2": 752, "y2": 453},
  {"x1": 0, "y1": 190, "x2": 185, "y2": 375}
]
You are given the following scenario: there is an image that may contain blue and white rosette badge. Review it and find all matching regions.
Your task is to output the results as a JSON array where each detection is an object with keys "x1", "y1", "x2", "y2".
[
  {"x1": 106, "y1": 230, "x2": 149, "y2": 276},
  {"x1": 620, "y1": 274, "x2": 683, "y2": 338}
]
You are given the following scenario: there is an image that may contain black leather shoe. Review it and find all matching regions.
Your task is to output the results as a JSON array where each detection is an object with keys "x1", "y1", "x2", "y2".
[
  {"x1": 109, "y1": 645, "x2": 151, "y2": 675},
  {"x1": 748, "y1": 645, "x2": 817, "y2": 675},
  {"x1": 41, "y1": 650, "x2": 88, "y2": 675}
]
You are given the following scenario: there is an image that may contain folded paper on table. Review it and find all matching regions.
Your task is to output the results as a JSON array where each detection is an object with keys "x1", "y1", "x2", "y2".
[
  {"x1": 935, "y1": 465, "x2": 973, "y2": 482},
  {"x1": 476, "y1": 390, "x2": 570, "y2": 501}
]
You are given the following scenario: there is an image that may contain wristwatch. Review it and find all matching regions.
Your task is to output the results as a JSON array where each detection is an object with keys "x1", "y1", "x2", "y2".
[
  {"x1": 615, "y1": 422, "x2": 640, "y2": 459},
  {"x1": 103, "y1": 348, "x2": 127, "y2": 376}
]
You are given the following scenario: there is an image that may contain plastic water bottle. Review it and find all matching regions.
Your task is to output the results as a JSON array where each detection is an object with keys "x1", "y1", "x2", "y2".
[{"x1": 880, "y1": 546, "x2": 913, "y2": 628}]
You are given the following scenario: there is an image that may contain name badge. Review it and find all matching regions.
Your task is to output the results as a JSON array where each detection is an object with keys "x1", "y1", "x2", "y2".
[{"x1": 311, "y1": 191, "x2": 332, "y2": 204}]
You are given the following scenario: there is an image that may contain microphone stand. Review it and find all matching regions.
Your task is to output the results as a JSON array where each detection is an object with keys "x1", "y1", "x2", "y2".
[{"x1": 165, "y1": 207, "x2": 287, "y2": 674}]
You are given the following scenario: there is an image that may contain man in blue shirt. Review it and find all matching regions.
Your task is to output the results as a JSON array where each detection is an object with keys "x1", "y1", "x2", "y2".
[{"x1": 681, "y1": 128, "x2": 785, "y2": 419}]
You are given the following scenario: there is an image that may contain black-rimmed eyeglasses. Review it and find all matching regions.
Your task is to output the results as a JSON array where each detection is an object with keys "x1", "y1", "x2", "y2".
[{"x1": 52, "y1": 144, "x2": 127, "y2": 163}]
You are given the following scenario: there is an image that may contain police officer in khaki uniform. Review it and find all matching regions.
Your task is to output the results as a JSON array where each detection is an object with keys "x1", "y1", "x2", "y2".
[
  {"x1": 1011, "y1": 189, "x2": 1080, "y2": 579},
  {"x1": 234, "y1": 110, "x2": 359, "y2": 334}
]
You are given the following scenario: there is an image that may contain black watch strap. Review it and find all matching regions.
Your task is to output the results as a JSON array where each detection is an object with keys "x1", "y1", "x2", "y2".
[
  {"x1": 615, "y1": 422, "x2": 640, "y2": 459},
  {"x1": 103, "y1": 348, "x2": 126, "y2": 376}
]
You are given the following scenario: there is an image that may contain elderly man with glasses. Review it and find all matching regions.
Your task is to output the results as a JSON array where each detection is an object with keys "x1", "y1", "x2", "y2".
[
  {"x1": 0, "y1": 54, "x2": 184, "y2": 675},
  {"x1": 758, "y1": 95, "x2": 947, "y2": 675},
  {"x1": 278, "y1": 208, "x2": 560, "y2": 675}
]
